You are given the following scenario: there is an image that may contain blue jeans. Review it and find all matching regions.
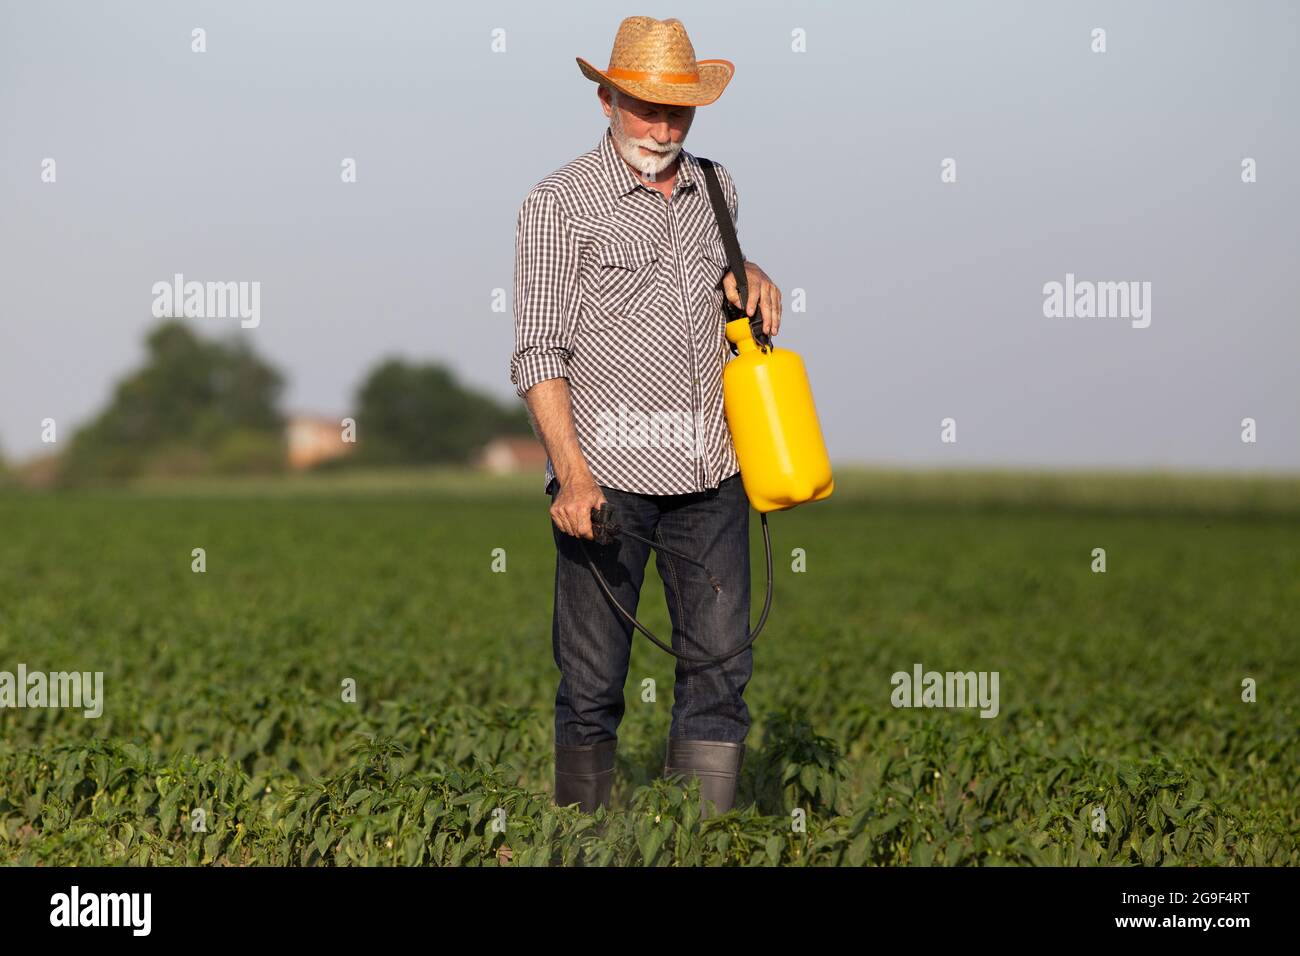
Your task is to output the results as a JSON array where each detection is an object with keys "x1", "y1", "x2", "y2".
[{"x1": 549, "y1": 471, "x2": 753, "y2": 748}]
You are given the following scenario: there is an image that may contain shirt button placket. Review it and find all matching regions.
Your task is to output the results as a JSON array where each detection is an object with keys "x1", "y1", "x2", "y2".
[
  {"x1": 676, "y1": 208, "x2": 707, "y2": 494},
  {"x1": 667, "y1": 191, "x2": 708, "y2": 491}
]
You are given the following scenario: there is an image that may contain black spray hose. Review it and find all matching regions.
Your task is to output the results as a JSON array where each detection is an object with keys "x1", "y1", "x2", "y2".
[{"x1": 576, "y1": 505, "x2": 774, "y2": 665}]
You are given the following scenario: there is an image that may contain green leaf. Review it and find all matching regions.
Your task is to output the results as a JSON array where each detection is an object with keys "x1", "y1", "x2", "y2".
[
  {"x1": 638, "y1": 826, "x2": 665, "y2": 865},
  {"x1": 868, "y1": 812, "x2": 904, "y2": 839},
  {"x1": 765, "y1": 835, "x2": 783, "y2": 864},
  {"x1": 313, "y1": 827, "x2": 334, "y2": 856},
  {"x1": 159, "y1": 794, "x2": 179, "y2": 836},
  {"x1": 799, "y1": 764, "x2": 818, "y2": 796},
  {"x1": 847, "y1": 831, "x2": 872, "y2": 866},
  {"x1": 912, "y1": 840, "x2": 934, "y2": 866}
]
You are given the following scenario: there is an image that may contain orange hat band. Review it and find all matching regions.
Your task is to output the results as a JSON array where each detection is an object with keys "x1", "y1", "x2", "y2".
[{"x1": 605, "y1": 65, "x2": 700, "y2": 85}]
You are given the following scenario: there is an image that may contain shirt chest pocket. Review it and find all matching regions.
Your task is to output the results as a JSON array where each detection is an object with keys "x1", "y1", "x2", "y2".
[
  {"x1": 698, "y1": 238, "x2": 731, "y2": 285},
  {"x1": 583, "y1": 241, "x2": 662, "y2": 332},
  {"x1": 694, "y1": 238, "x2": 733, "y2": 317}
]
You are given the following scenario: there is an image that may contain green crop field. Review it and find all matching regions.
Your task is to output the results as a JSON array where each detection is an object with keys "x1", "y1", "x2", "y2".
[{"x1": 1, "y1": 467, "x2": 1297, "y2": 866}]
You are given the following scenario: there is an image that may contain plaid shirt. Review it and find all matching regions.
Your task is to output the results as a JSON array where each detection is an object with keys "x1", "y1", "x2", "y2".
[{"x1": 510, "y1": 127, "x2": 742, "y2": 496}]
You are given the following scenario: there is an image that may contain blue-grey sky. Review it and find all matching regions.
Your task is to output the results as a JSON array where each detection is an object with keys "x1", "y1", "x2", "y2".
[{"x1": 2, "y1": 0, "x2": 1296, "y2": 471}]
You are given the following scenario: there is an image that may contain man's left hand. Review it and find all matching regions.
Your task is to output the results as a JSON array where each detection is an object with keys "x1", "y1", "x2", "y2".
[{"x1": 723, "y1": 261, "x2": 782, "y2": 337}]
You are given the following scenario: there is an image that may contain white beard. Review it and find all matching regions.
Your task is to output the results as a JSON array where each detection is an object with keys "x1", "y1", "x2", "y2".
[{"x1": 610, "y1": 102, "x2": 682, "y2": 181}]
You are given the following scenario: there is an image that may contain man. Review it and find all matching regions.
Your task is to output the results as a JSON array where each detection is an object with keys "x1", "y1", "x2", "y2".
[{"x1": 509, "y1": 16, "x2": 782, "y2": 819}]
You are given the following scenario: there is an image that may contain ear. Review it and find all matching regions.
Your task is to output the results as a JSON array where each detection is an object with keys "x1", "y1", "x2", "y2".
[{"x1": 597, "y1": 85, "x2": 613, "y2": 117}]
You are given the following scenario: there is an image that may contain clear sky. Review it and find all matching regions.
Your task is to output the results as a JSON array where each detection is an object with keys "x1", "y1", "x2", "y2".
[{"x1": 2, "y1": 0, "x2": 1296, "y2": 471}]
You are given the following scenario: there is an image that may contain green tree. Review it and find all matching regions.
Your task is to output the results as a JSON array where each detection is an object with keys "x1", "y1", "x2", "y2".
[
  {"x1": 58, "y1": 320, "x2": 287, "y2": 486},
  {"x1": 352, "y1": 358, "x2": 531, "y2": 466}
]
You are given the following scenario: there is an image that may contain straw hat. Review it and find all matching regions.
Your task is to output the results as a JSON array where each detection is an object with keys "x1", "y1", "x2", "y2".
[{"x1": 576, "y1": 16, "x2": 734, "y2": 107}]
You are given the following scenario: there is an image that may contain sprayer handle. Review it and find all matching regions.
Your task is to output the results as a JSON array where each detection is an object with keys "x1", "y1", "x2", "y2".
[
  {"x1": 723, "y1": 302, "x2": 771, "y2": 353},
  {"x1": 590, "y1": 504, "x2": 620, "y2": 545}
]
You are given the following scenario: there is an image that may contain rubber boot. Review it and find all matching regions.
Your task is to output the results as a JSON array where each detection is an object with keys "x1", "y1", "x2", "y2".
[
  {"x1": 663, "y1": 738, "x2": 745, "y2": 819},
  {"x1": 554, "y1": 738, "x2": 616, "y2": 813}
]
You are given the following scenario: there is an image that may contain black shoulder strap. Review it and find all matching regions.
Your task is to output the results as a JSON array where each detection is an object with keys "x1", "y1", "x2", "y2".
[{"x1": 698, "y1": 157, "x2": 770, "y2": 349}]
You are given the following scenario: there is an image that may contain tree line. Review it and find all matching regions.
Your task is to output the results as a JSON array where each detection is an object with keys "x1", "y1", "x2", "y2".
[{"x1": 13, "y1": 319, "x2": 532, "y2": 487}]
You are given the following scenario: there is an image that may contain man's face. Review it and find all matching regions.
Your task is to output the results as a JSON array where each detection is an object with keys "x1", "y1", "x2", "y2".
[{"x1": 600, "y1": 86, "x2": 695, "y2": 179}]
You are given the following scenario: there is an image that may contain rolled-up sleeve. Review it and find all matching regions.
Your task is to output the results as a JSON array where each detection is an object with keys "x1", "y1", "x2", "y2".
[{"x1": 510, "y1": 188, "x2": 579, "y2": 400}]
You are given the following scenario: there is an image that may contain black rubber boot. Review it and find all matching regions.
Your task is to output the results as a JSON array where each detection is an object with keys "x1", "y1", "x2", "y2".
[
  {"x1": 663, "y1": 738, "x2": 745, "y2": 819},
  {"x1": 554, "y1": 739, "x2": 617, "y2": 813}
]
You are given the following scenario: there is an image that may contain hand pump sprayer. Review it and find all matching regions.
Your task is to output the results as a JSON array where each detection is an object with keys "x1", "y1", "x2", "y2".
[{"x1": 575, "y1": 156, "x2": 833, "y2": 665}]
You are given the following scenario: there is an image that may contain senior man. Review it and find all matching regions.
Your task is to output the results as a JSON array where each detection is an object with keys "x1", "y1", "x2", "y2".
[{"x1": 509, "y1": 16, "x2": 782, "y2": 819}]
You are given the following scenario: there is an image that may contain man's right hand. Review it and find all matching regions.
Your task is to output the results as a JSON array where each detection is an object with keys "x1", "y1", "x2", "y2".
[{"x1": 551, "y1": 473, "x2": 607, "y2": 540}]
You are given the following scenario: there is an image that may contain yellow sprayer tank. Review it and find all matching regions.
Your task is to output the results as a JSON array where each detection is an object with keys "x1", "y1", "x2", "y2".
[{"x1": 722, "y1": 317, "x2": 834, "y2": 513}]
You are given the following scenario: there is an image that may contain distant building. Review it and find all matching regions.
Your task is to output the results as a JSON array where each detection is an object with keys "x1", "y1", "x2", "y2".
[
  {"x1": 475, "y1": 435, "x2": 548, "y2": 474},
  {"x1": 286, "y1": 414, "x2": 355, "y2": 471}
]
